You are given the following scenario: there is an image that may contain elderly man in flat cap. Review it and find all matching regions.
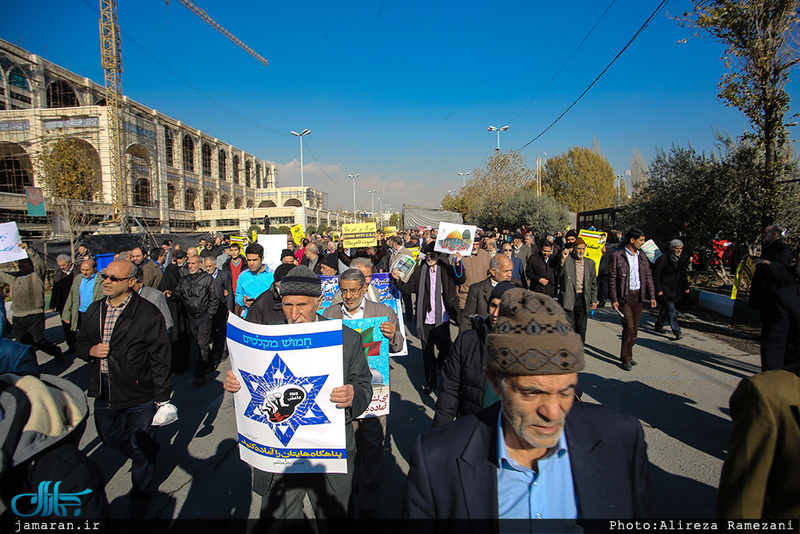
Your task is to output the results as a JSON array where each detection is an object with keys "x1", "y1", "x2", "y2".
[
  {"x1": 223, "y1": 265, "x2": 372, "y2": 526},
  {"x1": 402, "y1": 289, "x2": 655, "y2": 526}
]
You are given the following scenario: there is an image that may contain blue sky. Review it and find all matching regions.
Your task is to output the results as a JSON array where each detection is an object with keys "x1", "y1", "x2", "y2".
[{"x1": 3, "y1": 0, "x2": 798, "y2": 211}]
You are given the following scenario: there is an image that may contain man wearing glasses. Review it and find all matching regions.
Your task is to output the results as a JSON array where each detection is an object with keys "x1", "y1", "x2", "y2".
[
  {"x1": 393, "y1": 242, "x2": 465, "y2": 395},
  {"x1": 76, "y1": 260, "x2": 172, "y2": 517},
  {"x1": 500, "y1": 243, "x2": 527, "y2": 288}
]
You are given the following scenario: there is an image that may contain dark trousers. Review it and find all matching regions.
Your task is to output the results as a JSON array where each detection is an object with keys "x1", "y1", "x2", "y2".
[
  {"x1": 12, "y1": 313, "x2": 61, "y2": 357},
  {"x1": 94, "y1": 376, "x2": 158, "y2": 497},
  {"x1": 62, "y1": 321, "x2": 76, "y2": 351},
  {"x1": 352, "y1": 415, "x2": 387, "y2": 513},
  {"x1": 187, "y1": 314, "x2": 213, "y2": 378},
  {"x1": 210, "y1": 307, "x2": 229, "y2": 365},
  {"x1": 656, "y1": 300, "x2": 680, "y2": 334},
  {"x1": 568, "y1": 295, "x2": 588, "y2": 343},
  {"x1": 598, "y1": 275, "x2": 609, "y2": 303},
  {"x1": 619, "y1": 290, "x2": 644, "y2": 363},
  {"x1": 260, "y1": 472, "x2": 350, "y2": 527},
  {"x1": 421, "y1": 323, "x2": 451, "y2": 390}
]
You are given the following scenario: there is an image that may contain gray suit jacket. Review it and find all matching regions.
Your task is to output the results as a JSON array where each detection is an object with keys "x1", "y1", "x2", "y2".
[
  {"x1": 322, "y1": 298, "x2": 405, "y2": 354},
  {"x1": 139, "y1": 285, "x2": 174, "y2": 332},
  {"x1": 557, "y1": 255, "x2": 597, "y2": 312},
  {"x1": 460, "y1": 277, "x2": 493, "y2": 331}
]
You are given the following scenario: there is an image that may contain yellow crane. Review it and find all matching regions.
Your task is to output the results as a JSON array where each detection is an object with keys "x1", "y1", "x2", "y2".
[{"x1": 97, "y1": 0, "x2": 268, "y2": 231}]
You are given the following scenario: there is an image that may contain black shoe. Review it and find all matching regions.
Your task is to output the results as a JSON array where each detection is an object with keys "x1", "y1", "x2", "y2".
[
  {"x1": 621, "y1": 362, "x2": 633, "y2": 371},
  {"x1": 630, "y1": 360, "x2": 638, "y2": 366},
  {"x1": 53, "y1": 347, "x2": 64, "y2": 365},
  {"x1": 654, "y1": 325, "x2": 665, "y2": 334},
  {"x1": 421, "y1": 385, "x2": 432, "y2": 396},
  {"x1": 674, "y1": 332, "x2": 683, "y2": 340}
]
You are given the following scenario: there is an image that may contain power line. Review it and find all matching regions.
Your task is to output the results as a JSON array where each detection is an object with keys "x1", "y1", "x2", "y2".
[
  {"x1": 519, "y1": 0, "x2": 669, "y2": 151},
  {"x1": 506, "y1": 0, "x2": 616, "y2": 126},
  {"x1": 300, "y1": 138, "x2": 347, "y2": 186}
]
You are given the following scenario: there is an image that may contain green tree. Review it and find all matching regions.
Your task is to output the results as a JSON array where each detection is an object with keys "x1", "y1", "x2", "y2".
[
  {"x1": 35, "y1": 136, "x2": 101, "y2": 261},
  {"x1": 680, "y1": 0, "x2": 800, "y2": 226},
  {"x1": 616, "y1": 179, "x2": 629, "y2": 206},
  {"x1": 277, "y1": 225, "x2": 291, "y2": 235},
  {"x1": 493, "y1": 190, "x2": 570, "y2": 234},
  {"x1": 542, "y1": 146, "x2": 616, "y2": 212},
  {"x1": 389, "y1": 212, "x2": 400, "y2": 227},
  {"x1": 306, "y1": 225, "x2": 317, "y2": 234}
]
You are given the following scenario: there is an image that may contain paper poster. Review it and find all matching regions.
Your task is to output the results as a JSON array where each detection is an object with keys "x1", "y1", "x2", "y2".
[
  {"x1": 319, "y1": 273, "x2": 408, "y2": 356},
  {"x1": 230, "y1": 235, "x2": 247, "y2": 246},
  {"x1": 290, "y1": 224, "x2": 306, "y2": 246},
  {"x1": 0, "y1": 222, "x2": 29, "y2": 264},
  {"x1": 344, "y1": 317, "x2": 390, "y2": 418},
  {"x1": 226, "y1": 314, "x2": 347, "y2": 474},
  {"x1": 578, "y1": 229, "x2": 607, "y2": 276},
  {"x1": 641, "y1": 239, "x2": 662, "y2": 264},
  {"x1": 731, "y1": 256, "x2": 756, "y2": 300},
  {"x1": 383, "y1": 226, "x2": 397, "y2": 238},
  {"x1": 257, "y1": 234, "x2": 288, "y2": 272},
  {"x1": 390, "y1": 254, "x2": 416, "y2": 283},
  {"x1": 342, "y1": 223, "x2": 377, "y2": 248},
  {"x1": 434, "y1": 222, "x2": 476, "y2": 256},
  {"x1": 24, "y1": 187, "x2": 46, "y2": 217}
]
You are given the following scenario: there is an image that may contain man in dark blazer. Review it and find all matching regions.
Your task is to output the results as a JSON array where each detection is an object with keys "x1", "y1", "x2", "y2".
[
  {"x1": 402, "y1": 290, "x2": 655, "y2": 527},
  {"x1": 204, "y1": 257, "x2": 233, "y2": 367},
  {"x1": 526, "y1": 240, "x2": 558, "y2": 296},
  {"x1": 554, "y1": 238, "x2": 597, "y2": 343},
  {"x1": 759, "y1": 252, "x2": 800, "y2": 371},
  {"x1": 653, "y1": 239, "x2": 690, "y2": 340},
  {"x1": 608, "y1": 228, "x2": 657, "y2": 371},
  {"x1": 392, "y1": 242, "x2": 465, "y2": 394},
  {"x1": 459, "y1": 254, "x2": 513, "y2": 331}
]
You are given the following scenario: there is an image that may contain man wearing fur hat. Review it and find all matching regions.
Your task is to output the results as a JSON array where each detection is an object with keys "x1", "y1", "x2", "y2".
[{"x1": 403, "y1": 289, "x2": 655, "y2": 523}]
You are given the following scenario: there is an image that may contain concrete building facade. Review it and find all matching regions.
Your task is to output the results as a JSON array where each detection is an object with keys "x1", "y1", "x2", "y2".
[{"x1": 0, "y1": 38, "x2": 354, "y2": 237}]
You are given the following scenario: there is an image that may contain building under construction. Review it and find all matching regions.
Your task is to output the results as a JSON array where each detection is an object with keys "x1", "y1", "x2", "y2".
[{"x1": 0, "y1": 38, "x2": 355, "y2": 237}]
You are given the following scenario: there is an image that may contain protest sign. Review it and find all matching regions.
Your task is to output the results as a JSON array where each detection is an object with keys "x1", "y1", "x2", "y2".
[
  {"x1": 24, "y1": 187, "x2": 46, "y2": 217},
  {"x1": 383, "y1": 226, "x2": 397, "y2": 238},
  {"x1": 731, "y1": 256, "x2": 756, "y2": 300},
  {"x1": 641, "y1": 239, "x2": 662, "y2": 263},
  {"x1": 227, "y1": 314, "x2": 347, "y2": 474},
  {"x1": 342, "y1": 223, "x2": 377, "y2": 248},
  {"x1": 290, "y1": 224, "x2": 305, "y2": 246},
  {"x1": 230, "y1": 235, "x2": 247, "y2": 246},
  {"x1": 0, "y1": 222, "x2": 29, "y2": 264},
  {"x1": 344, "y1": 317, "x2": 390, "y2": 418},
  {"x1": 434, "y1": 222, "x2": 476, "y2": 256},
  {"x1": 257, "y1": 234, "x2": 287, "y2": 272},
  {"x1": 390, "y1": 254, "x2": 416, "y2": 283},
  {"x1": 578, "y1": 229, "x2": 608, "y2": 276}
]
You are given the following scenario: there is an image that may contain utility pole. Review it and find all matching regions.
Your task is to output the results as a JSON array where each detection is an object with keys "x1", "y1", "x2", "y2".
[{"x1": 348, "y1": 174, "x2": 359, "y2": 220}]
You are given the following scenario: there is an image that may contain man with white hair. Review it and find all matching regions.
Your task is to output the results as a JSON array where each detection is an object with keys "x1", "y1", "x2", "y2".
[
  {"x1": 51, "y1": 254, "x2": 76, "y2": 352},
  {"x1": 653, "y1": 239, "x2": 690, "y2": 341}
]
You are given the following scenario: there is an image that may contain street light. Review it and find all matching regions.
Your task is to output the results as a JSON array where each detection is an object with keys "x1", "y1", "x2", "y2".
[
  {"x1": 291, "y1": 129, "x2": 311, "y2": 228},
  {"x1": 458, "y1": 172, "x2": 470, "y2": 188},
  {"x1": 348, "y1": 174, "x2": 359, "y2": 220},
  {"x1": 487, "y1": 125, "x2": 509, "y2": 151},
  {"x1": 367, "y1": 189, "x2": 377, "y2": 220},
  {"x1": 615, "y1": 174, "x2": 625, "y2": 205}
]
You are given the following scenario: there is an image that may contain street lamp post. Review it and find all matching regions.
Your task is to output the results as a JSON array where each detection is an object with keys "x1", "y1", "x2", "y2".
[
  {"x1": 487, "y1": 125, "x2": 509, "y2": 151},
  {"x1": 458, "y1": 172, "x2": 470, "y2": 187},
  {"x1": 615, "y1": 174, "x2": 624, "y2": 205},
  {"x1": 291, "y1": 129, "x2": 311, "y2": 228},
  {"x1": 368, "y1": 189, "x2": 377, "y2": 221},
  {"x1": 348, "y1": 174, "x2": 359, "y2": 221}
]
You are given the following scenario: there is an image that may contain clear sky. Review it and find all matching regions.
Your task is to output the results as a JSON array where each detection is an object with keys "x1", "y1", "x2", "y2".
[{"x1": 3, "y1": 0, "x2": 798, "y2": 212}]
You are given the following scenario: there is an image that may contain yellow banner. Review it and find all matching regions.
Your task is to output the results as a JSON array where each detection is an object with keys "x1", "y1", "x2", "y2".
[
  {"x1": 342, "y1": 222, "x2": 377, "y2": 248},
  {"x1": 383, "y1": 226, "x2": 397, "y2": 238},
  {"x1": 290, "y1": 224, "x2": 305, "y2": 246},
  {"x1": 731, "y1": 256, "x2": 756, "y2": 300},
  {"x1": 230, "y1": 235, "x2": 247, "y2": 246},
  {"x1": 408, "y1": 247, "x2": 420, "y2": 261},
  {"x1": 578, "y1": 229, "x2": 607, "y2": 276}
]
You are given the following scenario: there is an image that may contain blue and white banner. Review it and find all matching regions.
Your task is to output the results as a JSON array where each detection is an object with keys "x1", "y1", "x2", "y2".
[{"x1": 227, "y1": 314, "x2": 347, "y2": 473}]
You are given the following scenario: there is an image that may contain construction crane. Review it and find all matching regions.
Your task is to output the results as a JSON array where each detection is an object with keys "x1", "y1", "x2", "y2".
[{"x1": 97, "y1": 0, "x2": 268, "y2": 232}]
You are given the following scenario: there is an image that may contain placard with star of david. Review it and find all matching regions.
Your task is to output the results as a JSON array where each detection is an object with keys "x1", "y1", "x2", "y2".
[{"x1": 226, "y1": 313, "x2": 347, "y2": 474}]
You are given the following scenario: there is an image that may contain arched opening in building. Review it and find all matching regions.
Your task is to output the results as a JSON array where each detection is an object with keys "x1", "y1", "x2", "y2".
[
  {"x1": 164, "y1": 127, "x2": 174, "y2": 167},
  {"x1": 185, "y1": 188, "x2": 197, "y2": 211},
  {"x1": 233, "y1": 155, "x2": 240, "y2": 184},
  {"x1": 182, "y1": 135, "x2": 194, "y2": 172},
  {"x1": 7, "y1": 67, "x2": 32, "y2": 109},
  {"x1": 167, "y1": 184, "x2": 176, "y2": 209},
  {"x1": 246, "y1": 199, "x2": 254, "y2": 208},
  {"x1": 32, "y1": 138, "x2": 102, "y2": 200},
  {"x1": 283, "y1": 198, "x2": 302, "y2": 207},
  {"x1": 255, "y1": 163, "x2": 262, "y2": 188},
  {"x1": 126, "y1": 144, "x2": 153, "y2": 207},
  {"x1": 234, "y1": 196, "x2": 243, "y2": 209},
  {"x1": 258, "y1": 200, "x2": 276, "y2": 208},
  {"x1": 0, "y1": 142, "x2": 33, "y2": 194},
  {"x1": 202, "y1": 143, "x2": 212, "y2": 177},
  {"x1": 46, "y1": 81, "x2": 79, "y2": 108},
  {"x1": 245, "y1": 160, "x2": 252, "y2": 188},
  {"x1": 220, "y1": 194, "x2": 230, "y2": 209},
  {"x1": 218, "y1": 149, "x2": 227, "y2": 181},
  {"x1": 204, "y1": 191, "x2": 215, "y2": 211},
  {"x1": 95, "y1": 98, "x2": 106, "y2": 106}
]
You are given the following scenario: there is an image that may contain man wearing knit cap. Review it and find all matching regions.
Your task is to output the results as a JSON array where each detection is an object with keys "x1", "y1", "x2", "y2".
[
  {"x1": 223, "y1": 265, "x2": 372, "y2": 523},
  {"x1": 653, "y1": 239, "x2": 690, "y2": 341},
  {"x1": 403, "y1": 288, "x2": 654, "y2": 523},
  {"x1": 554, "y1": 237, "x2": 598, "y2": 343}
]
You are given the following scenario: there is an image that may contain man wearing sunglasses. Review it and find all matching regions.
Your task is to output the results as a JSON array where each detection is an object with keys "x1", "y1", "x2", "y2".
[{"x1": 76, "y1": 260, "x2": 172, "y2": 517}]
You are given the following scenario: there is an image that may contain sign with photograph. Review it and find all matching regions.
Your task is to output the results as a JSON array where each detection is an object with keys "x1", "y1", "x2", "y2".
[{"x1": 344, "y1": 316, "x2": 390, "y2": 418}]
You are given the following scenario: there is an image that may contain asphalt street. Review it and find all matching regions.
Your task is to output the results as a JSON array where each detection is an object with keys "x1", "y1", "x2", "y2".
[{"x1": 36, "y1": 302, "x2": 759, "y2": 520}]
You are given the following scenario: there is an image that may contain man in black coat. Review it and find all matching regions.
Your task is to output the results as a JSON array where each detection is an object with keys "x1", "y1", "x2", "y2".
[
  {"x1": 51, "y1": 254, "x2": 76, "y2": 352},
  {"x1": 392, "y1": 242, "x2": 466, "y2": 394},
  {"x1": 526, "y1": 240, "x2": 558, "y2": 296},
  {"x1": 749, "y1": 224, "x2": 794, "y2": 312},
  {"x1": 204, "y1": 257, "x2": 233, "y2": 367},
  {"x1": 653, "y1": 239, "x2": 690, "y2": 340},
  {"x1": 76, "y1": 260, "x2": 172, "y2": 516},
  {"x1": 760, "y1": 252, "x2": 800, "y2": 371},
  {"x1": 434, "y1": 282, "x2": 514, "y2": 427},
  {"x1": 459, "y1": 254, "x2": 512, "y2": 331}
]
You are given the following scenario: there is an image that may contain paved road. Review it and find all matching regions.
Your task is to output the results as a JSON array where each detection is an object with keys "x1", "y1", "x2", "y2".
[{"x1": 37, "y1": 302, "x2": 758, "y2": 519}]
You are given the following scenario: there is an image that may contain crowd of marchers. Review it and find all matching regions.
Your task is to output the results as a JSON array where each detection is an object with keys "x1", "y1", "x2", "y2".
[{"x1": 0, "y1": 222, "x2": 798, "y2": 527}]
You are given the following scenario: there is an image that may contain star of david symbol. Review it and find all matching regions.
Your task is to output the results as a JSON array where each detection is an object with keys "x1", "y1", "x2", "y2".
[{"x1": 239, "y1": 353, "x2": 329, "y2": 446}]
